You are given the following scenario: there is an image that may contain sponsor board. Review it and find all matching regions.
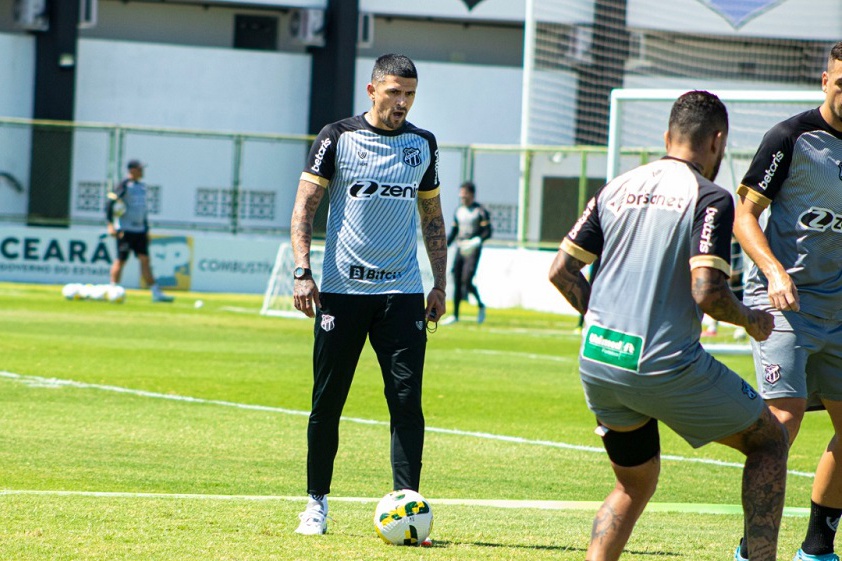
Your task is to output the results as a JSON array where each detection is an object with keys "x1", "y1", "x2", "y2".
[{"x1": 0, "y1": 226, "x2": 277, "y2": 293}]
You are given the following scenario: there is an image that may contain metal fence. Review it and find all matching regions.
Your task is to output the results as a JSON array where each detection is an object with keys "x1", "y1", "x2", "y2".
[{"x1": 0, "y1": 117, "x2": 627, "y2": 246}]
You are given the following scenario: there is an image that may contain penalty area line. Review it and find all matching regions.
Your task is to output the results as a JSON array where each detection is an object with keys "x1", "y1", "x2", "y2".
[
  {"x1": 0, "y1": 489, "x2": 810, "y2": 518},
  {"x1": 0, "y1": 371, "x2": 814, "y2": 479}
]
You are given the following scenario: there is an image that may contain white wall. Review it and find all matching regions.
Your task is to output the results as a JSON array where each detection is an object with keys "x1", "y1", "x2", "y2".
[
  {"x1": 0, "y1": 32, "x2": 34, "y2": 218},
  {"x1": 61, "y1": 42, "x2": 526, "y2": 233},
  {"x1": 75, "y1": 39, "x2": 311, "y2": 133}
]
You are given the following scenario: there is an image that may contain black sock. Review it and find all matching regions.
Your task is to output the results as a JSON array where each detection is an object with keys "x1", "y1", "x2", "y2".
[{"x1": 801, "y1": 500, "x2": 842, "y2": 555}]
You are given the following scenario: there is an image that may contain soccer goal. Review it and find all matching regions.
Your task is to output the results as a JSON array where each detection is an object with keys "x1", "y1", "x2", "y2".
[{"x1": 260, "y1": 243, "x2": 324, "y2": 318}]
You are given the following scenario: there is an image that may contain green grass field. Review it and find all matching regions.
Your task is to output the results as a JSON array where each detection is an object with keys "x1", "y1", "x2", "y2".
[{"x1": 0, "y1": 282, "x2": 833, "y2": 560}]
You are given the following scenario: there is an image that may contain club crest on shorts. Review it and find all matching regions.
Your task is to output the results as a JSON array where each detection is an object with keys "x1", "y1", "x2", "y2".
[
  {"x1": 764, "y1": 363, "x2": 782, "y2": 385},
  {"x1": 321, "y1": 314, "x2": 335, "y2": 332},
  {"x1": 415, "y1": 320, "x2": 424, "y2": 330}
]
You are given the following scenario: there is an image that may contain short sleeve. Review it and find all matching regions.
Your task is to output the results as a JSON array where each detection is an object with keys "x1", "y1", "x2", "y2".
[
  {"x1": 689, "y1": 184, "x2": 733, "y2": 276},
  {"x1": 560, "y1": 194, "x2": 603, "y2": 264},
  {"x1": 300, "y1": 123, "x2": 341, "y2": 188},
  {"x1": 737, "y1": 117, "x2": 798, "y2": 208},
  {"x1": 416, "y1": 130, "x2": 440, "y2": 198}
]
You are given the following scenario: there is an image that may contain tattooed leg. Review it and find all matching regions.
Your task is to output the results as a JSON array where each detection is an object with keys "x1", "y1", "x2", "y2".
[
  {"x1": 587, "y1": 455, "x2": 660, "y2": 561},
  {"x1": 718, "y1": 406, "x2": 789, "y2": 561}
]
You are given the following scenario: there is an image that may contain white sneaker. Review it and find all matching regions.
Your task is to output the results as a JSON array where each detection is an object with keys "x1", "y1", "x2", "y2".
[
  {"x1": 295, "y1": 496, "x2": 328, "y2": 535},
  {"x1": 151, "y1": 290, "x2": 174, "y2": 303},
  {"x1": 440, "y1": 316, "x2": 458, "y2": 325}
]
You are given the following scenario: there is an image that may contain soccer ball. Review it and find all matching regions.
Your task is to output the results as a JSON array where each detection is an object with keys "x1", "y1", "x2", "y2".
[
  {"x1": 89, "y1": 284, "x2": 108, "y2": 301},
  {"x1": 61, "y1": 283, "x2": 82, "y2": 300},
  {"x1": 107, "y1": 284, "x2": 126, "y2": 304},
  {"x1": 112, "y1": 198, "x2": 127, "y2": 217},
  {"x1": 733, "y1": 326, "x2": 748, "y2": 341},
  {"x1": 373, "y1": 489, "x2": 433, "y2": 546},
  {"x1": 78, "y1": 283, "x2": 95, "y2": 300}
]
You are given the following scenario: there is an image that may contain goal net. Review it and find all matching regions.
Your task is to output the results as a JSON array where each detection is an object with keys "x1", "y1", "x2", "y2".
[
  {"x1": 606, "y1": 89, "x2": 824, "y2": 185},
  {"x1": 260, "y1": 243, "x2": 324, "y2": 318},
  {"x1": 521, "y1": 0, "x2": 830, "y2": 148}
]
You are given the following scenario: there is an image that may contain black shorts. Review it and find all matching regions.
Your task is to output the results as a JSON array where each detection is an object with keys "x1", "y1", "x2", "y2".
[{"x1": 116, "y1": 231, "x2": 149, "y2": 261}]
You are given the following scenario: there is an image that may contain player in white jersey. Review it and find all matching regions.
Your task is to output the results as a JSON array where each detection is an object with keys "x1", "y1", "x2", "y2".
[
  {"x1": 733, "y1": 41, "x2": 842, "y2": 561},
  {"x1": 289, "y1": 54, "x2": 447, "y2": 537},
  {"x1": 550, "y1": 91, "x2": 787, "y2": 561}
]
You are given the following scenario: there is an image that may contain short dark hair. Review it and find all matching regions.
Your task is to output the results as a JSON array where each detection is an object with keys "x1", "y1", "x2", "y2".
[
  {"x1": 668, "y1": 90, "x2": 728, "y2": 148},
  {"x1": 460, "y1": 181, "x2": 476, "y2": 195},
  {"x1": 829, "y1": 41, "x2": 842, "y2": 67},
  {"x1": 371, "y1": 54, "x2": 418, "y2": 83}
]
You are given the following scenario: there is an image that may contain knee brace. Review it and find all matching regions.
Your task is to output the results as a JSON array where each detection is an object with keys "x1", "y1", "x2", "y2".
[{"x1": 599, "y1": 418, "x2": 660, "y2": 467}]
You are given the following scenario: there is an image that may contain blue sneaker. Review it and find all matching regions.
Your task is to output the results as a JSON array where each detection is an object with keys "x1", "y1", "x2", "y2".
[
  {"x1": 734, "y1": 545, "x2": 748, "y2": 561},
  {"x1": 793, "y1": 549, "x2": 840, "y2": 561}
]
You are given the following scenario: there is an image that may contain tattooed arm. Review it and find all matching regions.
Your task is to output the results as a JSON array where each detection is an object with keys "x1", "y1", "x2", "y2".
[
  {"x1": 691, "y1": 266, "x2": 773, "y2": 341},
  {"x1": 418, "y1": 193, "x2": 447, "y2": 321},
  {"x1": 290, "y1": 179, "x2": 325, "y2": 318},
  {"x1": 548, "y1": 249, "x2": 591, "y2": 316}
]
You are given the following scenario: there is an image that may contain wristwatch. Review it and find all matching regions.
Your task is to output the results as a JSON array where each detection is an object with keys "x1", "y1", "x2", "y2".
[{"x1": 293, "y1": 267, "x2": 312, "y2": 280}]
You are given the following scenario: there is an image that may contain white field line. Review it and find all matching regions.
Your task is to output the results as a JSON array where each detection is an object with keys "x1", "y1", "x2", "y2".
[
  {"x1": 460, "y1": 348, "x2": 575, "y2": 363},
  {"x1": 0, "y1": 370, "x2": 813, "y2": 479},
  {"x1": 0, "y1": 489, "x2": 810, "y2": 518}
]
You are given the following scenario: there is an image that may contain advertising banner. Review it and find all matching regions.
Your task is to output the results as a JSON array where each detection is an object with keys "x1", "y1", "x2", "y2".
[{"x1": 0, "y1": 226, "x2": 280, "y2": 294}]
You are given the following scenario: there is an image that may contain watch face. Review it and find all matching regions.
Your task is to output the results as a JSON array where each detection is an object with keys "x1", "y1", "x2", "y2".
[{"x1": 294, "y1": 267, "x2": 305, "y2": 279}]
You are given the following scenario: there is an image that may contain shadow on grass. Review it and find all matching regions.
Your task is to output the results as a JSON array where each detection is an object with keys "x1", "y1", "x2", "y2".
[{"x1": 426, "y1": 540, "x2": 679, "y2": 557}]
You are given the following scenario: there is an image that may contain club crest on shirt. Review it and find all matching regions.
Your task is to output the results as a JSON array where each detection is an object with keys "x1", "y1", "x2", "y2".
[
  {"x1": 403, "y1": 147, "x2": 422, "y2": 167},
  {"x1": 415, "y1": 321, "x2": 424, "y2": 330},
  {"x1": 321, "y1": 314, "x2": 335, "y2": 332},
  {"x1": 764, "y1": 363, "x2": 781, "y2": 385},
  {"x1": 741, "y1": 380, "x2": 758, "y2": 400}
]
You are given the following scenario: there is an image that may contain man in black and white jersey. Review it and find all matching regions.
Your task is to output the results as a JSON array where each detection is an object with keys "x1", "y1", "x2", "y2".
[
  {"x1": 550, "y1": 91, "x2": 787, "y2": 561},
  {"x1": 733, "y1": 41, "x2": 842, "y2": 561},
  {"x1": 289, "y1": 54, "x2": 447, "y2": 538},
  {"x1": 441, "y1": 181, "x2": 492, "y2": 325}
]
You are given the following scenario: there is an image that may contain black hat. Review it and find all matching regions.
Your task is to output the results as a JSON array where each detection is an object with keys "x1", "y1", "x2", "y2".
[{"x1": 127, "y1": 159, "x2": 146, "y2": 170}]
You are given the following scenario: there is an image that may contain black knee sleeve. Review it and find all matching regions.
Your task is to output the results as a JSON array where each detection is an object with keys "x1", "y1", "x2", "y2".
[{"x1": 599, "y1": 418, "x2": 660, "y2": 467}]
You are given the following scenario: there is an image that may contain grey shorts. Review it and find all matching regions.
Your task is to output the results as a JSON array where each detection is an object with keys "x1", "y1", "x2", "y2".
[
  {"x1": 581, "y1": 351, "x2": 764, "y2": 448},
  {"x1": 751, "y1": 307, "x2": 842, "y2": 409}
]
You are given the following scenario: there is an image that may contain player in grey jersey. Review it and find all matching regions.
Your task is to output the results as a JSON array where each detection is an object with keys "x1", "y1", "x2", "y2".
[
  {"x1": 105, "y1": 159, "x2": 173, "y2": 303},
  {"x1": 289, "y1": 54, "x2": 447, "y2": 539},
  {"x1": 733, "y1": 41, "x2": 842, "y2": 561},
  {"x1": 550, "y1": 91, "x2": 786, "y2": 561}
]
